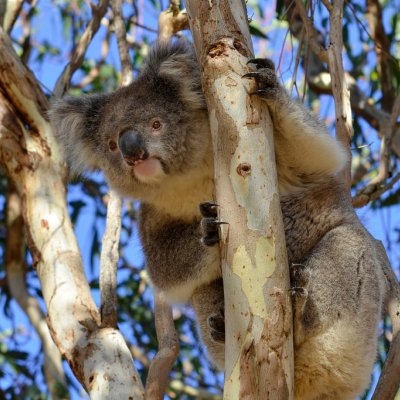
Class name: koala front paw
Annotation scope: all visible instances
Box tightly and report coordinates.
[208,306,225,343]
[243,58,280,100]
[199,202,227,247]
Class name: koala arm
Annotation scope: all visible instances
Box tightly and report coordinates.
[139,204,221,303]
[246,60,347,193]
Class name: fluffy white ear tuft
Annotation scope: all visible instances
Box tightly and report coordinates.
[49,94,107,173]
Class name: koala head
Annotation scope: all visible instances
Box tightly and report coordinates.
[49,41,211,198]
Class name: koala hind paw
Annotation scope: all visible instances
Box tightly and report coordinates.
[290,263,310,288]
[243,58,280,100]
[199,202,227,247]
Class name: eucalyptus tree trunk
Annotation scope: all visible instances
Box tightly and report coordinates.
[186,2,294,399]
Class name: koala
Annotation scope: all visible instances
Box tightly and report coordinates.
[49,41,390,399]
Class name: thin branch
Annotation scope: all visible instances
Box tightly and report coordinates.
[320,0,332,12]
[322,0,353,190]
[98,0,133,327]
[369,119,391,185]
[112,0,133,86]
[158,0,189,43]
[390,90,400,138]
[0,0,24,33]
[169,379,222,399]
[130,19,158,33]
[353,91,400,191]
[372,332,400,399]
[352,171,400,208]
[365,0,394,112]
[145,290,179,400]
[53,0,110,98]
[284,0,400,159]
[289,29,304,95]
[73,28,111,89]
[5,181,68,399]
[293,0,329,62]
[18,0,37,65]
[371,242,400,399]
[129,344,151,368]
[100,190,122,328]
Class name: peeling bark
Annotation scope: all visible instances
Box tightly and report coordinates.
[186,2,294,398]
[5,182,68,399]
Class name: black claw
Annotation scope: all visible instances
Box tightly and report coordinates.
[210,221,229,226]
[200,202,228,247]
[249,89,270,96]
[246,58,275,70]
[247,58,266,66]
[199,201,219,218]
[242,72,261,79]
[201,217,223,232]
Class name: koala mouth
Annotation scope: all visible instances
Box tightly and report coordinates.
[130,157,165,181]
[123,154,146,167]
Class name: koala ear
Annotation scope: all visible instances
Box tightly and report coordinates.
[146,41,206,110]
[49,94,107,174]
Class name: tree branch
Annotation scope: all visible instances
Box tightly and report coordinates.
[284,0,400,159]
[100,190,122,328]
[324,0,353,190]
[371,241,400,399]
[158,0,189,43]
[0,28,144,398]
[186,2,294,398]
[145,291,179,400]
[112,0,133,86]
[5,181,68,399]
[352,171,400,208]
[0,0,24,33]
[293,0,329,63]
[365,0,394,112]
[53,0,110,98]
[169,379,222,399]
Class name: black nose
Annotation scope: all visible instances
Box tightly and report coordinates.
[118,130,149,164]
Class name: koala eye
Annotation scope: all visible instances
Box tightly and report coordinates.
[108,140,118,152]
[152,120,162,130]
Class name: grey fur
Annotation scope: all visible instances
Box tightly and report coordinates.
[50,41,389,399]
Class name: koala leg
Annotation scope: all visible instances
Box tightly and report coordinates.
[292,225,383,400]
[191,278,225,370]
[243,60,346,192]
[290,262,311,346]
